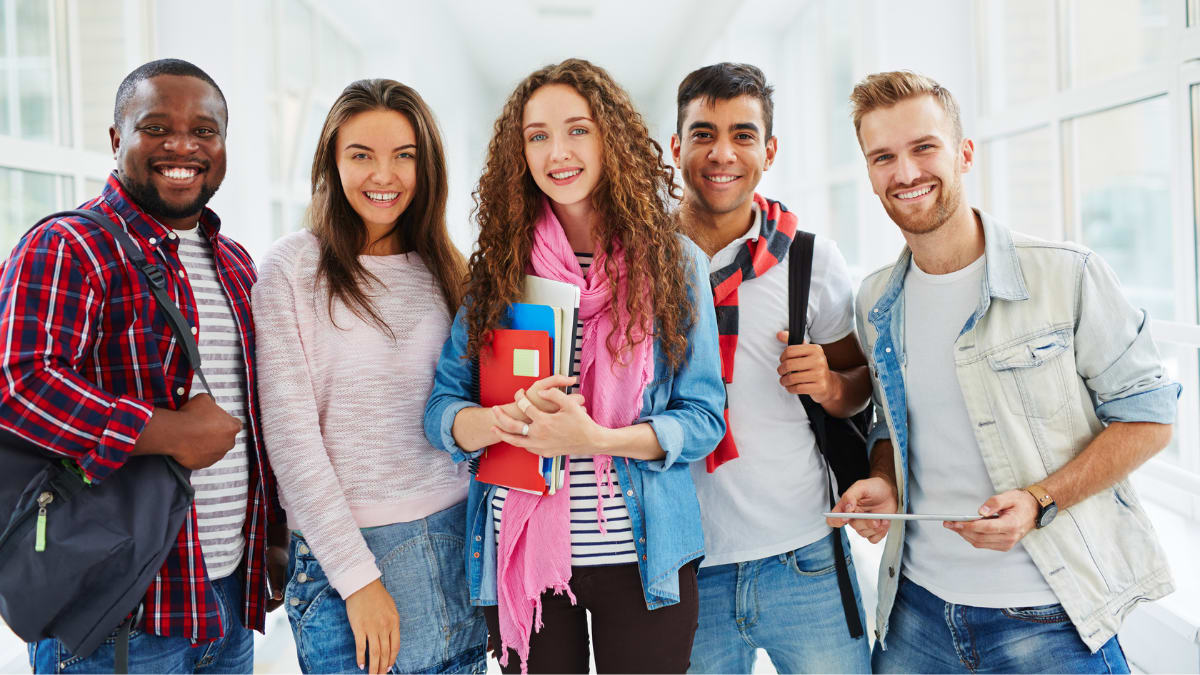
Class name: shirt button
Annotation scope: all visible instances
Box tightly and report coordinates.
[475,535,482,542]
[190,326,198,335]
[625,489,633,497]
[148,237,157,245]
[167,232,177,240]
[296,573,308,583]
[297,544,309,555]
[177,270,186,278]
[289,597,300,607]
[638,537,646,544]
[175,386,185,396]
[888,566,895,578]
[885,347,892,353]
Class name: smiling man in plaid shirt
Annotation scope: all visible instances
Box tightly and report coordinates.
[0,59,287,673]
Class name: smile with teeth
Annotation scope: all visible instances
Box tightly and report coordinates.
[896,185,934,200]
[550,169,581,180]
[365,191,399,203]
[158,167,199,180]
[705,175,738,184]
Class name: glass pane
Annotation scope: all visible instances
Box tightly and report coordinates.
[826,1,858,167]
[15,0,50,58]
[0,167,59,252]
[1067,0,1171,87]
[18,65,52,141]
[828,181,859,268]
[1072,96,1174,321]
[981,126,1058,240]
[84,178,105,197]
[76,0,130,152]
[1153,343,1198,466]
[978,0,1053,112]
[0,0,7,55]
[0,70,9,136]
[281,0,313,91]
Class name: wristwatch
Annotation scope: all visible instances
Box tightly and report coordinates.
[1025,484,1058,528]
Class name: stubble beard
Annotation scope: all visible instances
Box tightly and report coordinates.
[887,176,962,236]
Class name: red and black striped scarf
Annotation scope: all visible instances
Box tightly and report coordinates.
[706,193,799,472]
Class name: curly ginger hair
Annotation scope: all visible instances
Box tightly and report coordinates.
[465,58,693,368]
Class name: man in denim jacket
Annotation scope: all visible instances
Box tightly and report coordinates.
[828,71,1180,673]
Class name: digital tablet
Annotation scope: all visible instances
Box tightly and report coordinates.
[822,512,1000,522]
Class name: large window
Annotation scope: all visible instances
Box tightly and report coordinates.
[976,0,1200,511]
[0,0,138,251]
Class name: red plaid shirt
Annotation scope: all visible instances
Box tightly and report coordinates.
[0,174,283,641]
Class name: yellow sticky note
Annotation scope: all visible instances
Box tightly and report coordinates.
[512,349,539,377]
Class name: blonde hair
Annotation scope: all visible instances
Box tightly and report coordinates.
[849,71,962,142]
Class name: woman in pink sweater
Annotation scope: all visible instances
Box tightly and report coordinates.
[252,79,486,674]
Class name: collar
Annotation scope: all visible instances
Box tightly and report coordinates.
[713,196,766,260]
[871,208,1029,319]
[100,171,223,252]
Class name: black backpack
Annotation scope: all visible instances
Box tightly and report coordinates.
[0,209,208,672]
[788,231,871,639]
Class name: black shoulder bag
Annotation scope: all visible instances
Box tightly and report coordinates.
[788,230,871,639]
[0,209,210,672]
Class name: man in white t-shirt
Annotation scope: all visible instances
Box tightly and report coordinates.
[833,71,1178,673]
[671,63,874,674]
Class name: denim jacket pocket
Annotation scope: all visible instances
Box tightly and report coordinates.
[986,329,1072,419]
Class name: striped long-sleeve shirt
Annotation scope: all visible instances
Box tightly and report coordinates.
[0,173,283,641]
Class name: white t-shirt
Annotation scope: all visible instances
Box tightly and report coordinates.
[690,203,856,567]
[901,255,1058,608]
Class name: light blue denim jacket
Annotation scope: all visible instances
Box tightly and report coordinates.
[423,238,725,610]
[857,210,1180,652]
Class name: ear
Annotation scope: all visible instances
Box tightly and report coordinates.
[669,133,682,167]
[959,137,975,174]
[764,136,779,170]
[109,125,121,158]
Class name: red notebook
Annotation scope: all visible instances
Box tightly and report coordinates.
[475,329,552,494]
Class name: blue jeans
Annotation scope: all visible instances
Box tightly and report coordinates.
[873,577,1130,674]
[689,530,870,674]
[285,501,487,674]
[28,573,253,674]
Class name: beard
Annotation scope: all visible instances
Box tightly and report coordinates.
[885,175,963,236]
[121,171,220,221]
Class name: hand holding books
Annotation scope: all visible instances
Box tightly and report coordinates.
[490,377,603,458]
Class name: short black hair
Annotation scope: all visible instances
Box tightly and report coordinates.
[113,58,228,128]
[676,62,775,138]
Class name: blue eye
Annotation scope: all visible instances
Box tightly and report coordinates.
[569,127,587,136]
[529,132,547,142]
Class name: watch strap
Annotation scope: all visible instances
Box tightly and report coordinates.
[1025,483,1054,508]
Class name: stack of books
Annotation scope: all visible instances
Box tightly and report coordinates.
[474,275,581,495]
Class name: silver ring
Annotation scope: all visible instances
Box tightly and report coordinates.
[521,424,530,437]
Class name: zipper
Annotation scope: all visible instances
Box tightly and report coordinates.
[34,492,53,552]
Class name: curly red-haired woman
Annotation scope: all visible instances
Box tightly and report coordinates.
[424,59,725,673]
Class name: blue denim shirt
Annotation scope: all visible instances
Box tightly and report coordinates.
[857,210,1180,651]
[423,239,725,609]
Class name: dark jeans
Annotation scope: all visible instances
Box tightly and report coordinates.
[483,562,699,674]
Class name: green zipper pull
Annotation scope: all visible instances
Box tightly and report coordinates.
[34,492,53,552]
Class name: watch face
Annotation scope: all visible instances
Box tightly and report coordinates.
[1038,503,1059,528]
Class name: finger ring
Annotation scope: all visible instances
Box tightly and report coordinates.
[517,396,532,413]
[521,424,529,436]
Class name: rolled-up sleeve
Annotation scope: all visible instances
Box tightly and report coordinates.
[423,306,485,464]
[636,241,726,472]
[1074,252,1180,425]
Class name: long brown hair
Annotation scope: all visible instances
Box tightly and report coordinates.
[308,79,464,332]
[465,59,692,367]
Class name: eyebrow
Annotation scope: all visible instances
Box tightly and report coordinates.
[136,112,223,127]
[344,143,417,152]
[686,121,760,133]
[523,116,594,132]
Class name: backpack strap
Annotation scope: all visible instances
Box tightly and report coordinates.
[788,231,865,640]
[34,210,211,395]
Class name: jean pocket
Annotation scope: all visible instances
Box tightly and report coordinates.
[285,536,333,626]
[787,536,852,577]
[1001,603,1071,624]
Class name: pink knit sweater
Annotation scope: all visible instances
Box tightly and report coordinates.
[253,231,468,597]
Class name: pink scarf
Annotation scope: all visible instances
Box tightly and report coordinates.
[496,199,655,673]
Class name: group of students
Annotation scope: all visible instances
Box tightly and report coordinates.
[0,54,1180,675]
